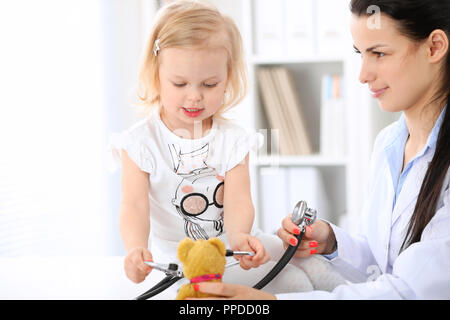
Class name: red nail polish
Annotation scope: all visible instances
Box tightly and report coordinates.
[293,228,300,235]
[290,238,297,246]
[309,241,318,248]
[310,249,317,255]
[193,284,200,291]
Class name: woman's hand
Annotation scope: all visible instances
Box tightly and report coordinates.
[277,217,336,258]
[123,247,153,283]
[186,282,276,300]
[227,233,270,270]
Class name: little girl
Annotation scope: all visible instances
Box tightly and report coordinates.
[112,0,269,286]
[111,0,345,297]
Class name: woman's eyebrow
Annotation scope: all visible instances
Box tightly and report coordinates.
[353,44,389,52]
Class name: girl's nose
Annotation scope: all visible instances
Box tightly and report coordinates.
[187,86,202,104]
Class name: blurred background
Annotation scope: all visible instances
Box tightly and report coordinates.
[0,0,399,257]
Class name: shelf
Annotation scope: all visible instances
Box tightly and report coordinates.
[250,55,345,65]
[254,155,348,167]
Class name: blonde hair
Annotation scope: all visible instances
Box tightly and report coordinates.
[137,0,247,117]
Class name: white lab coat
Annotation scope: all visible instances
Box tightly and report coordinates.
[277,119,450,300]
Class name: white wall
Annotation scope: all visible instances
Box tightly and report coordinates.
[0,0,157,257]
[102,0,158,255]
[0,0,107,256]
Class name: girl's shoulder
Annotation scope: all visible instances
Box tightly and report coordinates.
[214,117,253,137]
[126,114,159,141]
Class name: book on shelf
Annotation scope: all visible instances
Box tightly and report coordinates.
[316,0,349,56]
[253,0,284,56]
[257,68,291,155]
[253,0,347,59]
[253,0,315,58]
[257,67,312,156]
[259,166,331,234]
[284,0,315,57]
[287,167,331,223]
[259,167,289,234]
[320,74,346,157]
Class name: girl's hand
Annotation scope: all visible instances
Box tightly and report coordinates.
[186,282,276,300]
[228,233,270,270]
[123,247,153,283]
[277,217,336,258]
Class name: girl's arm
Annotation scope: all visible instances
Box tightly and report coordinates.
[119,150,151,251]
[223,154,269,268]
[119,150,153,283]
[223,154,254,236]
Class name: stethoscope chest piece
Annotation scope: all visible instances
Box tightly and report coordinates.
[135,200,318,298]
[291,200,317,230]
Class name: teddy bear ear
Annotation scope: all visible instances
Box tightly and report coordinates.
[207,237,226,256]
[177,238,195,262]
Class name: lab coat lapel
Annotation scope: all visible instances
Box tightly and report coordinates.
[377,162,395,273]
[391,152,432,226]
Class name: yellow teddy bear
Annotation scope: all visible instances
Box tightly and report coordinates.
[175,237,226,300]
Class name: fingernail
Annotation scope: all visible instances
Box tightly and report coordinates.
[290,238,297,246]
[310,249,317,255]
[293,228,300,235]
[309,241,318,248]
[193,284,200,291]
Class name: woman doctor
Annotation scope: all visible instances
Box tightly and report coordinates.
[190,0,450,299]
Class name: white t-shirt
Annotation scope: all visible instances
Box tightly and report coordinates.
[109,112,348,296]
[110,110,262,262]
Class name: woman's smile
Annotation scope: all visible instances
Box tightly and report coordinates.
[370,87,389,98]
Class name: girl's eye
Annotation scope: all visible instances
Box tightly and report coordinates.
[204,83,218,88]
[374,52,385,58]
[173,83,186,88]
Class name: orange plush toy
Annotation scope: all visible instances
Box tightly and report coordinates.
[175,237,226,300]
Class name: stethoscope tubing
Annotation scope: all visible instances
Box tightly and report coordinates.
[134,231,304,299]
[252,230,304,290]
[134,275,182,300]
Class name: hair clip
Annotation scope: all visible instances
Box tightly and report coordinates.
[153,39,161,57]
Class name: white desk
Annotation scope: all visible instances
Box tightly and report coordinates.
[0,256,172,300]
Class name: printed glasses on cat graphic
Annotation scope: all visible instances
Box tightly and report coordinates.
[180,182,224,216]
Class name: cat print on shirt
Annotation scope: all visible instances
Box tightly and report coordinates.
[169,143,225,240]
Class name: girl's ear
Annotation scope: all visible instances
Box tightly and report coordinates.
[177,238,195,262]
[427,29,449,64]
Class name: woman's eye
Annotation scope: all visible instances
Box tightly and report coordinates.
[204,83,218,88]
[374,52,385,58]
[173,83,186,87]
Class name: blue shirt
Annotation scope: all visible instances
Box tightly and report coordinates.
[387,106,446,209]
[325,105,447,260]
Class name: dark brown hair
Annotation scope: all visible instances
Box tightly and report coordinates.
[350,0,450,250]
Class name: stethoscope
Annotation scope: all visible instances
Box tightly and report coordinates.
[134,200,317,300]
